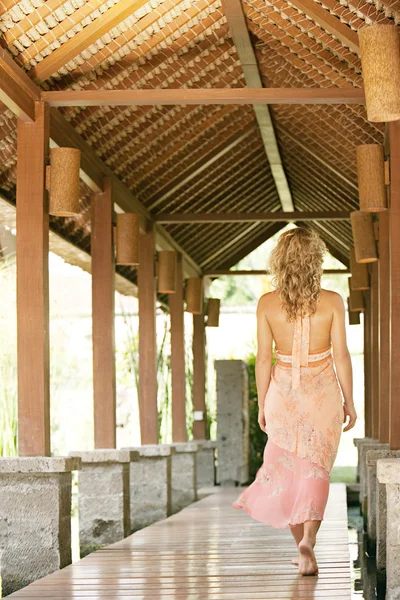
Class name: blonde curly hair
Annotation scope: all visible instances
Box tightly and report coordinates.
[269,227,326,322]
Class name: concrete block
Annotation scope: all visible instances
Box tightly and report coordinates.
[194,440,216,488]
[123,445,172,532]
[358,439,381,515]
[69,449,131,557]
[377,458,400,600]
[215,360,249,485]
[164,443,197,514]
[0,457,78,596]
[365,444,389,552]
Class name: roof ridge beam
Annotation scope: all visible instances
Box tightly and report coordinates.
[221,0,294,211]
[154,211,351,223]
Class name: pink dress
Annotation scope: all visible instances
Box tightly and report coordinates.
[232,314,344,529]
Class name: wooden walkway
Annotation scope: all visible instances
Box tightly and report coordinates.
[8,483,351,600]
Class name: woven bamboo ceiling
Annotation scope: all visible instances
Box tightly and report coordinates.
[0,0,394,283]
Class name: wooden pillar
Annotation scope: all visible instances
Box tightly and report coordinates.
[170,253,187,442]
[138,226,158,444]
[371,260,380,440]
[379,210,391,444]
[16,101,50,457]
[389,120,400,450]
[192,313,207,440]
[364,290,372,438]
[91,179,116,448]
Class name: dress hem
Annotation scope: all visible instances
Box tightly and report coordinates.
[231,499,325,530]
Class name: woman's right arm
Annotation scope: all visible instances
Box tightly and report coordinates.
[330,292,357,432]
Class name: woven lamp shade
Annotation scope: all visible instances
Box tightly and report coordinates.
[356,145,387,212]
[157,251,177,293]
[350,211,378,263]
[206,298,220,327]
[185,277,203,314]
[48,148,81,216]
[348,278,365,312]
[358,25,400,122]
[116,213,140,266]
[350,248,370,290]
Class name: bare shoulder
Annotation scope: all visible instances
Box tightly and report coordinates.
[320,289,345,310]
[257,290,279,313]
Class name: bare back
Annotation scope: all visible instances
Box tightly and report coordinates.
[261,288,345,355]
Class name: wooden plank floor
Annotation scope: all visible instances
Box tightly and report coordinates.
[8,483,351,600]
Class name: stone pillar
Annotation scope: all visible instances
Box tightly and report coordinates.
[69,450,132,557]
[164,442,198,514]
[122,445,171,532]
[365,444,389,554]
[355,438,380,515]
[195,440,216,489]
[367,450,400,582]
[215,360,249,485]
[354,437,372,482]
[377,459,400,600]
[0,457,80,596]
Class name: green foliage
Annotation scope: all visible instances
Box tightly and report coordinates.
[246,353,268,481]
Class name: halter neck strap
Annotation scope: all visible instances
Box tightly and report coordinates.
[292,314,310,389]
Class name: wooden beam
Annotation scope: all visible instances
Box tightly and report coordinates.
[170,254,187,443]
[0,48,40,121]
[371,260,380,440]
[364,290,372,438]
[192,313,207,440]
[288,0,360,54]
[389,120,400,450]
[221,0,293,211]
[155,211,350,223]
[138,226,158,445]
[379,210,390,444]
[91,179,117,449]
[204,268,349,276]
[16,101,50,456]
[41,87,366,106]
[30,0,150,82]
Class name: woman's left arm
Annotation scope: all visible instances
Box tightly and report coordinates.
[255,295,273,433]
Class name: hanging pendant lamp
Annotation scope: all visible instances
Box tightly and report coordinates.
[356,144,387,212]
[206,298,221,327]
[348,301,361,325]
[157,251,177,293]
[350,248,370,290]
[350,211,378,263]
[115,213,140,266]
[348,277,365,311]
[48,148,81,216]
[185,277,203,314]
[358,24,400,122]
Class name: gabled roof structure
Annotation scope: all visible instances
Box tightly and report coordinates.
[0,0,392,281]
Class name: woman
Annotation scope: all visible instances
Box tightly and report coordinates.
[233,228,357,576]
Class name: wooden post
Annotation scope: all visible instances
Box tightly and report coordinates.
[91,179,116,448]
[390,120,400,450]
[170,253,187,442]
[364,290,372,438]
[192,313,207,440]
[16,101,50,457]
[379,210,390,444]
[138,226,158,444]
[371,260,380,440]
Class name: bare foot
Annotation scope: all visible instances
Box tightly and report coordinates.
[291,554,300,566]
[298,538,318,576]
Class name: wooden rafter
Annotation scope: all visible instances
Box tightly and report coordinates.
[288,0,360,54]
[221,0,293,211]
[154,211,350,223]
[4,0,76,45]
[30,0,151,82]
[41,88,366,106]
[0,49,40,121]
